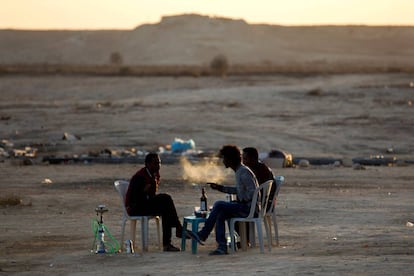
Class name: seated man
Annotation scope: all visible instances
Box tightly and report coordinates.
[125,153,190,252]
[188,145,259,255]
[242,147,275,211]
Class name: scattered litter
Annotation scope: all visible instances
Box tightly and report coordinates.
[88,148,112,157]
[1,139,14,148]
[293,157,340,166]
[0,147,9,157]
[121,149,138,157]
[332,237,338,241]
[42,178,53,184]
[12,147,37,158]
[263,149,293,168]
[352,156,397,166]
[171,138,195,153]
[158,146,166,154]
[62,132,81,141]
[298,159,310,168]
[333,160,341,167]
[13,149,26,157]
[406,221,414,227]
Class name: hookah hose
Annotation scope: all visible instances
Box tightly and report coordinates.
[91,219,121,253]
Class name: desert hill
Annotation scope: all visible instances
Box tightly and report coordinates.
[1,14,413,71]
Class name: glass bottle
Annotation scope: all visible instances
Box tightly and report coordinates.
[200,187,208,212]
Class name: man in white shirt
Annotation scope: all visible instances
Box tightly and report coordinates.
[188,145,258,255]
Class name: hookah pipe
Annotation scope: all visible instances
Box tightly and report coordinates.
[94,204,108,254]
[91,204,121,254]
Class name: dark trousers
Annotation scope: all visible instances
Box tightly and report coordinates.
[129,193,182,246]
[198,200,249,249]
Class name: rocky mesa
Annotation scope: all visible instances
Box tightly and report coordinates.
[1,14,413,72]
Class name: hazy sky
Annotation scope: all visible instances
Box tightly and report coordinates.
[1,0,413,30]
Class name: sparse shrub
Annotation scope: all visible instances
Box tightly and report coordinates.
[210,54,229,77]
[307,88,323,96]
[119,66,132,75]
[109,52,123,65]
[226,101,242,108]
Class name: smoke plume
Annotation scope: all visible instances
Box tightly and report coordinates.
[180,157,227,184]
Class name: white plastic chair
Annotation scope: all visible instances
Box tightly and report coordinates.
[264,176,285,246]
[228,180,273,253]
[114,180,162,252]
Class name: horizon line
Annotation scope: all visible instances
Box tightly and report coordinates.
[2,23,414,32]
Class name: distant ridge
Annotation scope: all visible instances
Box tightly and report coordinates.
[1,14,413,73]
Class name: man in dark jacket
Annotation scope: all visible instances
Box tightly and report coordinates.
[125,153,189,252]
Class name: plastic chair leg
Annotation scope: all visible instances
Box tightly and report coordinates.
[249,222,256,247]
[142,217,149,252]
[229,221,237,253]
[256,221,265,253]
[239,222,248,251]
[190,220,202,254]
[156,217,162,250]
[130,220,137,250]
[264,218,272,252]
[272,213,279,246]
[121,219,127,251]
[265,216,272,245]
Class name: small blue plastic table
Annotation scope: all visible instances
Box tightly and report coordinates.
[181,215,207,254]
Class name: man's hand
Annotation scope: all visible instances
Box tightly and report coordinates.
[207,182,223,192]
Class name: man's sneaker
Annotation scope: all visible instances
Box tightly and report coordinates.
[208,247,228,255]
[163,244,181,252]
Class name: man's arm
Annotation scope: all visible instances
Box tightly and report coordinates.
[209,182,237,194]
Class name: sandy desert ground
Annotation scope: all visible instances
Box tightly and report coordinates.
[0,73,413,275]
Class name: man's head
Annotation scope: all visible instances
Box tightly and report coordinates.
[242,147,259,168]
[219,145,241,169]
[145,153,161,173]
